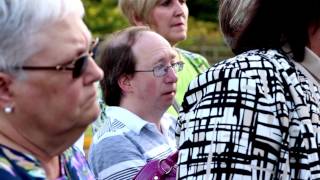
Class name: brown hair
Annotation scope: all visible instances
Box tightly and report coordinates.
[98,26,150,106]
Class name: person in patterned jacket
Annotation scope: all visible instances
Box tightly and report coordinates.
[0,0,103,179]
[177,0,320,179]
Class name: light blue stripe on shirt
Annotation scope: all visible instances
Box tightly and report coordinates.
[88,106,177,180]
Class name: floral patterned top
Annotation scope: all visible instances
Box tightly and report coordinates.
[0,144,94,180]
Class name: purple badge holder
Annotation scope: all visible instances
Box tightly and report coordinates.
[133,151,178,180]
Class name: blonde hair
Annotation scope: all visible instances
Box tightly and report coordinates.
[118,0,158,25]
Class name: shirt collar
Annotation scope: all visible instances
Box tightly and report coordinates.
[301,47,320,79]
[106,106,148,134]
[106,106,173,134]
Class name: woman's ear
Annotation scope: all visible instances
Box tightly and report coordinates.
[307,23,320,55]
[308,23,319,36]
[132,14,147,26]
[118,74,134,93]
[0,73,13,107]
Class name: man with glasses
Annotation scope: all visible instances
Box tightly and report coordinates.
[88,26,182,180]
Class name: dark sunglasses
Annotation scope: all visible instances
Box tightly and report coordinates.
[14,38,99,79]
[16,55,89,79]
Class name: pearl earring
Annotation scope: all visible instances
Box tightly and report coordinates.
[3,106,13,114]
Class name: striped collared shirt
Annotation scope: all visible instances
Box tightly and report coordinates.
[89,106,177,180]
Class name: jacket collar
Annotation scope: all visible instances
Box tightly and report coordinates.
[301,47,320,80]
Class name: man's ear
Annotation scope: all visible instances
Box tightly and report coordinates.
[118,74,134,93]
[0,73,13,107]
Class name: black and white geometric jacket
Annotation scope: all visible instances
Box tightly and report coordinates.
[177,48,320,179]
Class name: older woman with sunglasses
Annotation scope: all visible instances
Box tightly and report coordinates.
[88,26,182,180]
[0,0,103,179]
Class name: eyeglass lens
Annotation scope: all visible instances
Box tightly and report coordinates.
[73,38,98,78]
[73,55,88,78]
[155,62,184,77]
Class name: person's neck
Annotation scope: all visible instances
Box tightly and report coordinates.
[138,111,162,132]
[0,131,61,179]
[0,117,88,176]
[41,156,60,180]
[301,47,320,82]
[120,102,164,132]
[0,120,48,158]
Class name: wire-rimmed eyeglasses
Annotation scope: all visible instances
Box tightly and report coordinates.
[13,37,99,79]
[135,61,184,77]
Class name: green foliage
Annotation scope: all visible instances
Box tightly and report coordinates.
[82,0,222,45]
[82,0,129,36]
[81,0,232,64]
[179,17,223,48]
[187,0,218,22]
[178,17,232,64]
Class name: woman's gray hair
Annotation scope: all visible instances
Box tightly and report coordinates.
[219,0,254,49]
[0,0,84,76]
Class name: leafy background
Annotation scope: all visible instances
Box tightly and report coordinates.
[81,0,233,150]
[82,0,232,65]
